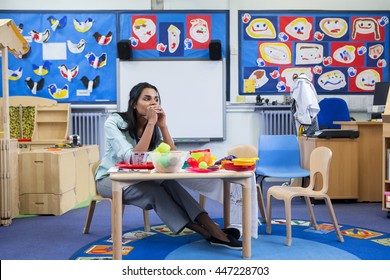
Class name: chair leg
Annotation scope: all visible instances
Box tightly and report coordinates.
[256,184,267,224]
[284,199,292,246]
[266,193,272,234]
[199,194,206,208]
[324,196,344,243]
[83,200,97,234]
[304,196,318,229]
[143,210,150,232]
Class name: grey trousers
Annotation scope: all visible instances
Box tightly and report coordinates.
[96,177,206,234]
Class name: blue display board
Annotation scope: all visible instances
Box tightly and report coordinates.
[239,10,390,96]
[119,11,229,60]
[0,10,229,104]
[0,12,117,104]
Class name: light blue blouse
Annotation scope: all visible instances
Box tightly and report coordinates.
[95,113,138,180]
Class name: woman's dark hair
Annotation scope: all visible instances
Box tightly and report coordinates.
[117,82,161,150]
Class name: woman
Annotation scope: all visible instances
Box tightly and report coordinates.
[95,82,242,250]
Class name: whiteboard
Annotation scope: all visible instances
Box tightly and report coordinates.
[118,60,225,141]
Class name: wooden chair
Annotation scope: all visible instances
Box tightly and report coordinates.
[228,144,267,224]
[199,144,267,224]
[266,146,344,246]
[83,161,150,234]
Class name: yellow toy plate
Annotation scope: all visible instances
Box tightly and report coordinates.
[232,157,259,166]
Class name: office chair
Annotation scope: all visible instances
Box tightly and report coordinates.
[317,98,352,129]
[266,146,344,246]
[83,161,150,234]
[255,135,310,191]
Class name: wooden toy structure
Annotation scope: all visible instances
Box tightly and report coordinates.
[0,19,30,225]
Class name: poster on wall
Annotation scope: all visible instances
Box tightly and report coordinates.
[0,12,117,104]
[119,11,229,60]
[239,10,390,96]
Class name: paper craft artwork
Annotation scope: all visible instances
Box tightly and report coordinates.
[341,228,384,239]
[85,245,133,256]
[73,18,94,33]
[106,230,156,245]
[25,77,44,94]
[85,52,107,68]
[93,31,113,45]
[29,29,50,43]
[67,39,87,54]
[47,83,69,99]
[47,15,67,31]
[151,225,195,237]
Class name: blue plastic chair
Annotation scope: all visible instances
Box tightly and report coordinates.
[256,135,310,189]
[317,98,351,129]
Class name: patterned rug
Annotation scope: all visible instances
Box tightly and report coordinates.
[70,219,390,260]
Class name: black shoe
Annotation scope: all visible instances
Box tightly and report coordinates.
[222,228,241,239]
[209,234,242,250]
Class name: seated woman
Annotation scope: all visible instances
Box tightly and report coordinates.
[95,82,241,250]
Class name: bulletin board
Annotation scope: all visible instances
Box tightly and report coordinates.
[238,10,390,96]
[119,10,229,60]
[0,11,117,104]
[0,10,230,107]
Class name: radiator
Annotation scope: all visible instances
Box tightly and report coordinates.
[260,110,293,135]
[71,112,108,157]
[0,139,19,226]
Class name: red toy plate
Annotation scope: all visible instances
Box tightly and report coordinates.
[186,167,218,173]
[115,162,154,170]
[222,162,255,171]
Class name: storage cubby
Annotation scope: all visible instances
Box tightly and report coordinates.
[31,103,70,141]
[381,91,390,218]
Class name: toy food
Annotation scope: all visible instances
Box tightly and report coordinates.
[154,142,171,153]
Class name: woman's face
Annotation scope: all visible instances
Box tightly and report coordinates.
[133,87,160,117]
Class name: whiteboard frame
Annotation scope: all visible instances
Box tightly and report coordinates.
[118,59,226,142]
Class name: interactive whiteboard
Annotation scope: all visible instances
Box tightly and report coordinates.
[118,60,225,141]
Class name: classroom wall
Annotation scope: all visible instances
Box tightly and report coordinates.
[1,0,389,158]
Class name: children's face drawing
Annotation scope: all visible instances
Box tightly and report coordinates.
[133,18,156,43]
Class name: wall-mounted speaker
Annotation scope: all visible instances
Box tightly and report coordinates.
[117,40,132,60]
[209,40,222,60]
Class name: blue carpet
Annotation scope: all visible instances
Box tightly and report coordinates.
[70,219,390,260]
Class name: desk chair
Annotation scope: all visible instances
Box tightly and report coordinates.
[317,98,352,129]
[83,161,150,234]
[256,135,310,191]
[266,146,344,246]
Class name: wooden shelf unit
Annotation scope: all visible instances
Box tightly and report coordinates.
[382,124,390,215]
[382,89,390,217]
[32,103,70,141]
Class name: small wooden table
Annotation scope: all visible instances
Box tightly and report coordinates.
[109,170,254,260]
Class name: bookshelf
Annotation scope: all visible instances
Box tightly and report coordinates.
[381,88,390,218]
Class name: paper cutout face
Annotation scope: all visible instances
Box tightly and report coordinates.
[319,18,348,38]
[318,70,347,90]
[281,67,312,89]
[295,43,323,65]
[352,17,380,40]
[133,18,156,43]
[333,45,356,64]
[189,18,209,43]
[259,43,291,65]
[369,44,384,59]
[246,18,276,39]
[285,18,312,40]
[248,69,269,89]
[168,24,181,53]
[355,69,380,91]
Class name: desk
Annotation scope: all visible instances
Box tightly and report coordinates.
[334,121,383,202]
[109,170,254,260]
[299,137,359,199]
